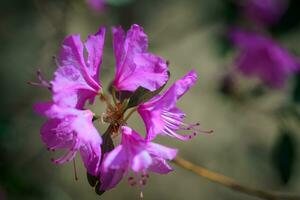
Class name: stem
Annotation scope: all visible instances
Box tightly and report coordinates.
[124,108,137,122]
[112,87,118,106]
[173,156,300,200]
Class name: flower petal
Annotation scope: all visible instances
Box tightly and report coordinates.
[52,33,102,108]
[113,24,169,92]
[147,143,178,160]
[102,145,128,171]
[99,167,126,190]
[149,157,174,174]
[131,150,152,172]
[85,27,105,84]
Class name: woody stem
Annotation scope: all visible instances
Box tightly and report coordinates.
[173,156,300,200]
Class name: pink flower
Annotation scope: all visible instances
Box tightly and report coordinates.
[52,27,105,109]
[243,0,288,26]
[138,71,210,141]
[230,29,300,88]
[100,126,177,190]
[112,24,169,92]
[34,103,102,176]
[86,0,106,12]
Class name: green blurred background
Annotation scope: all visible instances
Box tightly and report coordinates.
[1,0,300,199]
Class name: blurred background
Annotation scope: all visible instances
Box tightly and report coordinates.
[1,0,300,199]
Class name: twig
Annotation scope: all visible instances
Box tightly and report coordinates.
[173,156,300,200]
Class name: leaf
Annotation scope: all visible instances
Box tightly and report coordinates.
[127,72,170,109]
[107,81,133,103]
[271,129,297,184]
[101,127,115,154]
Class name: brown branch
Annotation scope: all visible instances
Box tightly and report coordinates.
[173,156,300,200]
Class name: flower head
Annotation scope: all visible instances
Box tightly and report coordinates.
[138,71,210,141]
[34,103,102,176]
[32,24,209,196]
[243,0,288,26]
[52,27,105,109]
[112,24,169,92]
[230,29,300,88]
[100,126,177,190]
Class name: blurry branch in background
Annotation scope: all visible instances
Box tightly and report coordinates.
[173,156,300,200]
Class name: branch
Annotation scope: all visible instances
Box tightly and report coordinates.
[173,156,300,200]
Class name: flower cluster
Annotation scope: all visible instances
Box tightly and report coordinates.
[230,29,300,88]
[33,24,208,194]
[229,0,300,89]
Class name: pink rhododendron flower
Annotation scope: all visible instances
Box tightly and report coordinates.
[32,24,208,195]
[34,102,102,176]
[100,126,177,190]
[243,0,288,26]
[52,27,105,109]
[86,0,106,12]
[230,29,300,88]
[138,70,210,141]
[112,24,169,92]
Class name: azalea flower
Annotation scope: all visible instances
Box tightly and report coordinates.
[86,0,106,12]
[138,70,211,141]
[243,0,288,26]
[32,24,207,196]
[230,29,300,88]
[52,27,105,109]
[99,126,177,190]
[112,24,169,92]
[34,102,102,176]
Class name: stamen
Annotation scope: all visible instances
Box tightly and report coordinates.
[27,69,52,90]
[51,136,80,164]
[52,55,59,66]
[161,110,213,140]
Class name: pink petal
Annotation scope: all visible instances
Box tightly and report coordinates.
[113,24,169,92]
[52,31,103,108]
[131,150,152,172]
[147,143,178,160]
[85,27,105,83]
[102,145,128,171]
[99,167,126,190]
[149,157,174,174]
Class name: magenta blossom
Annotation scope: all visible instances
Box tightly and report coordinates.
[34,103,102,176]
[112,24,169,92]
[100,126,177,190]
[230,29,300,88]
[86,0,106,12]
[32,24,209,195]
[52,27,105,109]
[243,0,288,26]
[138,70,210,141]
